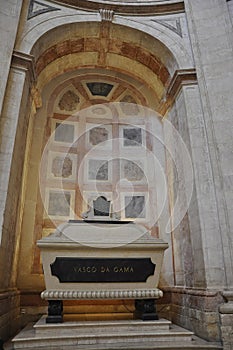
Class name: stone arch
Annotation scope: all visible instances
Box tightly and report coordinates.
[17,15,190,72]
[16,17,177,289]
[20,20,190,115]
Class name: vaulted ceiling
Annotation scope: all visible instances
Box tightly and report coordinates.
[32,21,178,110]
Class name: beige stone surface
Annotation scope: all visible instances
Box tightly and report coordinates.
[38,223,168,292]
[0,0,23,116]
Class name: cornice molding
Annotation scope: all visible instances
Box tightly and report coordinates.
[11,51,42,109]
[159,68,197,115]
[11,51,36,83]
[166,68,197,100]
[51,0,184,15]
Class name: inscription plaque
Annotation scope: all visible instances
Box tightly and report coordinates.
[50,257,155,283]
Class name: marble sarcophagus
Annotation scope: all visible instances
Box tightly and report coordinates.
[37,218,168,323]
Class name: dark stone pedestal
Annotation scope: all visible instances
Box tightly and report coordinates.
[134,299,158,321]
[46,300,63,323]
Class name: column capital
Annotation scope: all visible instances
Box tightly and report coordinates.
[159,68,197,115]
[166,68,197,101]
[11,50,36,84]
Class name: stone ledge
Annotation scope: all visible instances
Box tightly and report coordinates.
[219,290,233,314]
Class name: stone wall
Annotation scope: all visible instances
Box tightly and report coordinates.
[0,0,23,116]
[185,0,233,289]
[219,291,233,350]
[0,44,33,343]
[158,288,224,342]
[0,291,20,342]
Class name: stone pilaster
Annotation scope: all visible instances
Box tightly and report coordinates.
[0,0,23,116]
[185,0,233,290]
[0,51,35,245]
[0,52,35,340]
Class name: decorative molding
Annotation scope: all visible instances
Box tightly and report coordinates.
[28,0,60,19]
[159,68,197,115]
[31,86,42,109]
[162,286,221,297]
[99,8,114,21]
[11,51,36,83]
[11,51,42,110]
[158,68,197,116]
[35,39,170,85]
[219,291,233,314]
[166,68,197,99]
[151,18,182,37]
[41,288,163,300]
[52,0,184,15]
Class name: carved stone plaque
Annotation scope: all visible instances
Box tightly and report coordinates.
[50,257,155,283]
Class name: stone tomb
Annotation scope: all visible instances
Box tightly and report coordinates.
[37,219,168,323]
[37,195,168,322]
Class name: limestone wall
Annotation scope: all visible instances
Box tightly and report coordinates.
[185,0,233,290]
[0,0,23,116]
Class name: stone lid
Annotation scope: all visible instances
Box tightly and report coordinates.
[37,221,168,249]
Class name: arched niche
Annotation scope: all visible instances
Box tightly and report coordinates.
[15,18,183,320]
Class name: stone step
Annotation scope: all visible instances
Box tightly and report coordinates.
[63,312,134,322]
[61,338,222,350]
[11,318,222,350]
[35,316,171,336]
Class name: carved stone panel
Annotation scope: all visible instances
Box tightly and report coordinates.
[124,195,146,218]
[88,160,109,181]
[48,191,71,216]
[54,123,75,143]
[123,128,142,146]
[86,82,113,97]
[122,160,145,181]
[89,126,108,145]
[52,156,73,178]
[58,90,80,112]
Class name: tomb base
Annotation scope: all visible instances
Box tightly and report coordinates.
[11,316,222,350]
